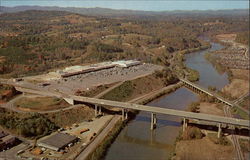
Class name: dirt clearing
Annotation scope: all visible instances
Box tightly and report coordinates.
[216,34,237,41]
[174,137,234,160]
[198,102,224,116]
[45,106,94,128]
[231,69,249,80]
[222,79,249,98]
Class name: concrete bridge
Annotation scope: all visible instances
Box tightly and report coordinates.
[12,86,250,137]
[0,77,248,138]
[180,78,249,114]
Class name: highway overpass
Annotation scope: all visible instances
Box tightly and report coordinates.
[12,86,250,128]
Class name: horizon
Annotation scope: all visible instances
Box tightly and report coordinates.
[2,1,249,11]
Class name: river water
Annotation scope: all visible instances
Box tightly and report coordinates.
[104,41,228,160]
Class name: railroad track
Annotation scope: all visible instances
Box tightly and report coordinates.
[223,106,245,160]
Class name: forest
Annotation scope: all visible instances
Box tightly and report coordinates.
[0,10,249,78]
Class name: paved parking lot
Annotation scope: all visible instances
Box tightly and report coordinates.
[46,64,162,94]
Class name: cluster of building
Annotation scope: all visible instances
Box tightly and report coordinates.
[17,132,79,159]
[0,130,19,151]
[58,60,141,78]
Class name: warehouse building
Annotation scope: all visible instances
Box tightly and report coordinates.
[59,60,141,78]
[38,133,78,151]
[60,62,116,78]
[0,131,19,151]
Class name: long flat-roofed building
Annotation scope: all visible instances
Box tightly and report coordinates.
[59,60,141,78]
[112,60,141,68]
[0,131,18,151]
[38,133,78,151]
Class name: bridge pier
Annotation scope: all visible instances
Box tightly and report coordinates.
[122,109,128,120]
[94,105,102,116]
[122,109,124,120]
[95,104,98,117]
[125,110,128,120]
[218,123,222,138]
[183,118,188,132]
[151,113,157,130]
[98,106,102,115]
[64,98,75,105]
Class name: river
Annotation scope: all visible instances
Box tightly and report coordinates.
[104,41,228,160]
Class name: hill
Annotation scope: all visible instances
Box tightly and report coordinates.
[0,9,248,78]
[1,6,249,18]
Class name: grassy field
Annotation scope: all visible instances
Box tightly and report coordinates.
[14,96,70,111]
[101,74,167,102]
[75,83,117,97]
[101,81,134,102]
[232,106,249,120]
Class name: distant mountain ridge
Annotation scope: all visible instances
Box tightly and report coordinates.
[1,6,249,18]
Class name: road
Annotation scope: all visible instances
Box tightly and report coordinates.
[223,106,244,160]
[0,95,23,113]
[1,78,249,160]
[10,85,250,128]
[75,115,121,160]
[233,92,249,105]
[0,80,180,114]
[94,81,125,98]
[128,82,182,103]
[0,94,85,114]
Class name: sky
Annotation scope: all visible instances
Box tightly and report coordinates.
[1,0,249,11]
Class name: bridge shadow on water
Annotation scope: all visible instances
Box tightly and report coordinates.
[135,115,181,128]
[189,123,250,137]
[117,127,174,150]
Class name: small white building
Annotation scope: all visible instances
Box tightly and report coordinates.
[63,66,85,72]
[112,60,141,68]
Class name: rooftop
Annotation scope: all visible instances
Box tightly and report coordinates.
[38,133,77,150]
[0,131,8,139]
[1,135,15,143]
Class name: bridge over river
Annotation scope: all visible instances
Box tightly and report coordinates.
[13,85,250,131]
[1,79,249,138]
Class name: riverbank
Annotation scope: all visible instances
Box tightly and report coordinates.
[172,99,237,159]
[172,35,249,160]
[85,117,125,160]
[205,34,249,114]
[171,44,211,82]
